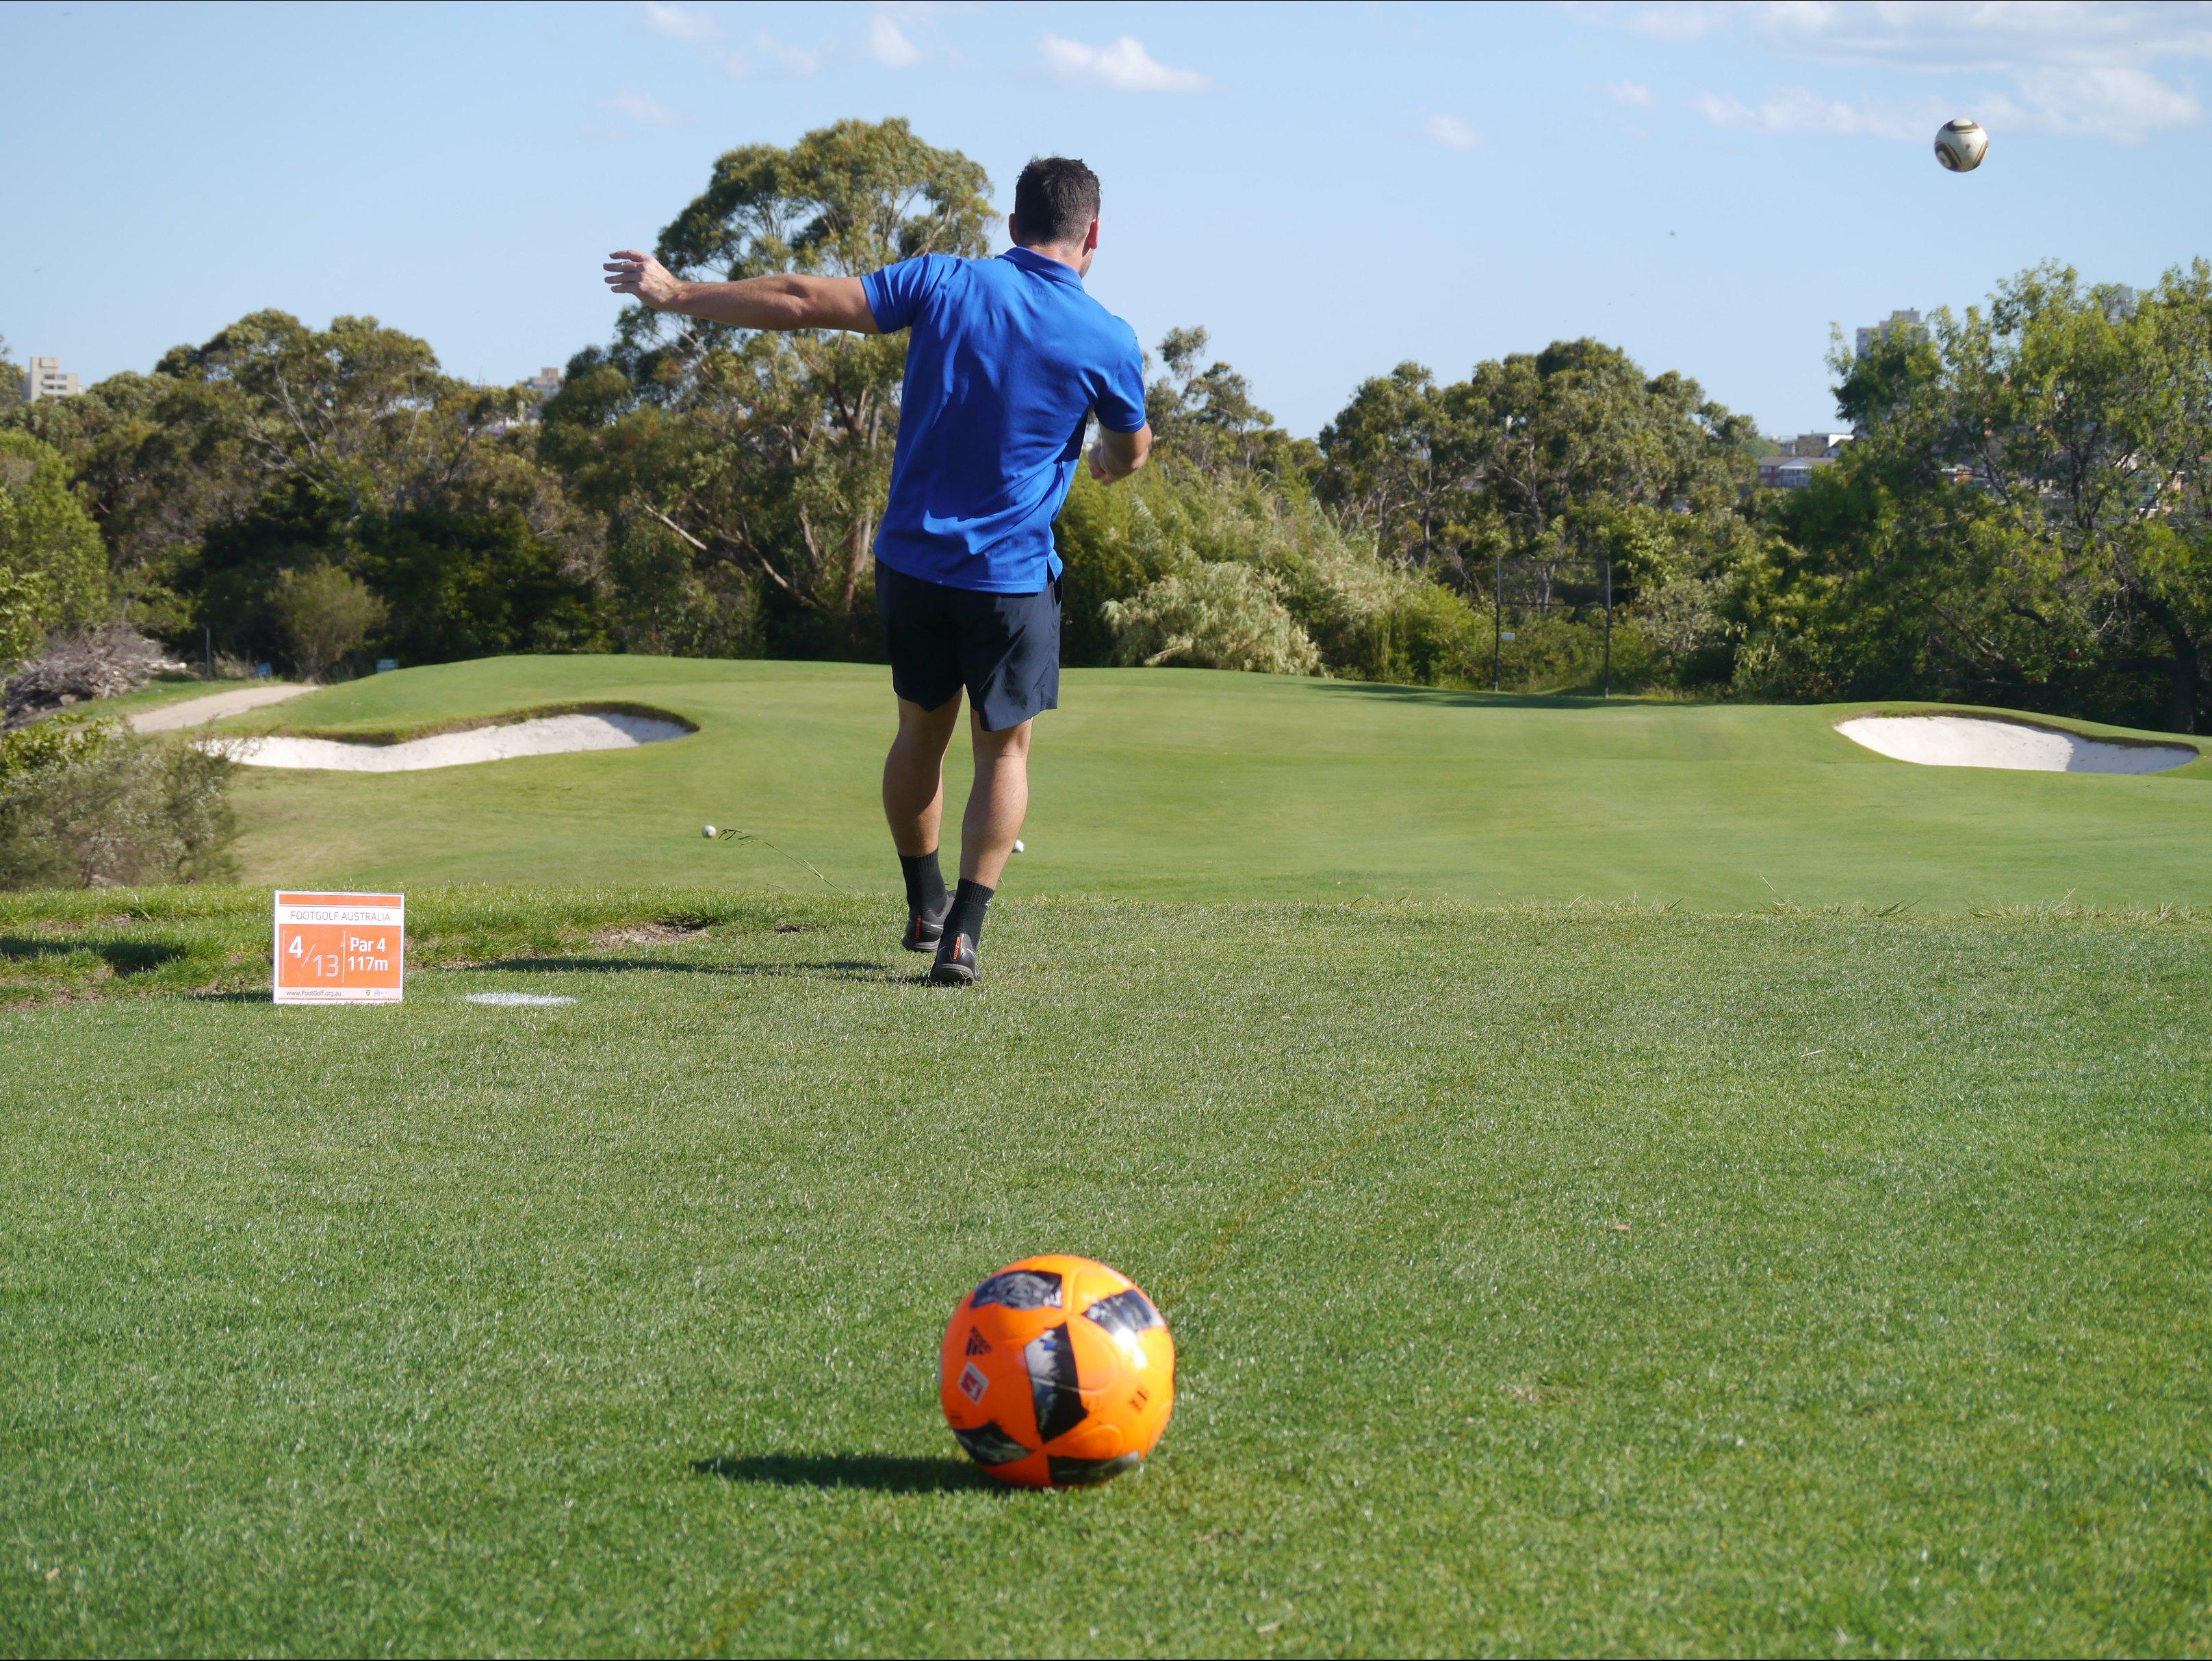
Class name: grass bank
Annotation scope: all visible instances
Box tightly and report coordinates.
[0,885,813,1007]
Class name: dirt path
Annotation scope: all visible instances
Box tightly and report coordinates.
[129,683,314,732]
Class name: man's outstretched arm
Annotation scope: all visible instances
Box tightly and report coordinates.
[604,250,879,334]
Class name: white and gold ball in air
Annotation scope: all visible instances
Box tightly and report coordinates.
[1934,118,1988,172]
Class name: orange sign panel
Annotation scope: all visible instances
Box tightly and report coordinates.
[272,891,404,1004]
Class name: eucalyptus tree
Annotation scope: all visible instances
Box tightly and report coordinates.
[1827,259,2212,730]
[589,117,995,649]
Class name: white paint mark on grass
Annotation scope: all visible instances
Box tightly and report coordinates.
[204,712,690,772]
[465,992,577,1007]
[1837,714,2197,775]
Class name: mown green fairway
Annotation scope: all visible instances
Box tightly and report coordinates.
[202,654,2212,911]
[4,899,2209,1655]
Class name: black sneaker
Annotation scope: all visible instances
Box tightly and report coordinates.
[902,907,947,953]
[930,930,979,986]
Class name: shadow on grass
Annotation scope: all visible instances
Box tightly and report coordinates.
[1311,682,1665,710]
[0,935,190,976]
[472,955,913,984]
[691,1452,986,1493]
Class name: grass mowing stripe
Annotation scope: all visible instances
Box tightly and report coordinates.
[1159,1094,1445,1315]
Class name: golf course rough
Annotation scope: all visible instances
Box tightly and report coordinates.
[169,653,2212,911]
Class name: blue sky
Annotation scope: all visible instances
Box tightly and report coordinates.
[4,1,2209,437]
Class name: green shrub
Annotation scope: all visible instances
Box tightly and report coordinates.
[1054,470,1180,665]
[1263,535,1484,685]
[0,430,108,650]
[0,568,40,675]
[1101,561,1323,675]
[0,719,235,890]
[1062,465,1484,684]
[270,564,386,680]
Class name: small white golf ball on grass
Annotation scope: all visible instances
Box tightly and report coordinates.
[702,825,717,839]
[1013,839,1025,853]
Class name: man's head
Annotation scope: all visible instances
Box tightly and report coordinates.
[1008,157,1101,274]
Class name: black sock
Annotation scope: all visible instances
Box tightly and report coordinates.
[944,878,994,945]
[899,851,948,920]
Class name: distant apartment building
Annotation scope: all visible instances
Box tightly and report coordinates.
[23,356,83,401]
[1757,432,1853,490]
[473,368,568,437]
[1854,309,1925,358]
[1788,432,1853,459]
[1758,455,1823,489]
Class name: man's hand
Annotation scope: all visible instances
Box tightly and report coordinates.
[1088,423,1153,485]
[604,250,686,311]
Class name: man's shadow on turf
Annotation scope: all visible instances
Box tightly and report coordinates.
[691,1452,988,1493]
[474,956,917,985]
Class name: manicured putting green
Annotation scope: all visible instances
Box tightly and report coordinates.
[4,899,2207,1654]
[203,654,2212,910]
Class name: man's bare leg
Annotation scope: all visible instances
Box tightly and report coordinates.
[931,712,1031,985]
[884,694,962,949]
[883,693,962,855]
[960,712,1031,887]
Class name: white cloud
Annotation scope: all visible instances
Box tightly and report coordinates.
[1423,113,1480,150]
[1606,78,1656,106]
[730,33,824,79]
[868,12,923,68]
[1693,86,1931,140]
[1992,62,2202,140]
[641,1,715,42]
[1039,34,1211,93]
[606,90,680,127]
[1582,0,2211,142]
[1615,2,1729,42]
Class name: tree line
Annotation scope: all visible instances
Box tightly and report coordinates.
[4,117,2209,730]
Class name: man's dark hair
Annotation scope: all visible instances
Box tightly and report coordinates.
[1012,157,1101,248]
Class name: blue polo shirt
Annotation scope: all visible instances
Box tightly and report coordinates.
[862,247,1148,593]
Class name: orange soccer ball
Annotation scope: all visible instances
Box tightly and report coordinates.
[939,1254,1175,1489]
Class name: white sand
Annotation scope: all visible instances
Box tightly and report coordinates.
[203,711,691,772]
[131,683,312,731]
[1837,714,2197,775]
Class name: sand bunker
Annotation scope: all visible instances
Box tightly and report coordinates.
[1837,714,2197,775]
[204,710,691,772]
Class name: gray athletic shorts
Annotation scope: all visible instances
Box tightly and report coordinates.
[877,562,1061,732]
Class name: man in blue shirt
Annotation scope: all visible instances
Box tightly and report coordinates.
[606,157,1151,985]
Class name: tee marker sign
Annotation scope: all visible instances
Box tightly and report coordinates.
[272,892,404,1004]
